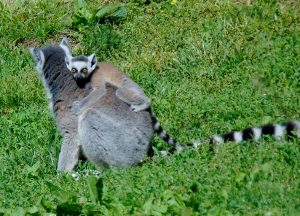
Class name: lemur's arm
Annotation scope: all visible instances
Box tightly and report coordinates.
[116,86,151,112]
[72,86,106,114]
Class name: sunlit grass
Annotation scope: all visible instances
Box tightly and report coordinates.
[0,0,299,214]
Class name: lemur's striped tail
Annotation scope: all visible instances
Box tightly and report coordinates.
[209,121,300,145]
[146,107,300,154]
[147,108,185,153]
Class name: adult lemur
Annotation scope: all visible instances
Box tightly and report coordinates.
[30,38,300,171]
[30,42,150,171]
[30,38,182,171]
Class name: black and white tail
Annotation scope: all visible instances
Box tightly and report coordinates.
[209,121,300,145]
[146,107,300,155]
[146,108,185,154]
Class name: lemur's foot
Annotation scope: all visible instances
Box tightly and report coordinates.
[130,104,149,112]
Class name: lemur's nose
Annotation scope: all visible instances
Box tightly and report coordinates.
[75,73,84,80]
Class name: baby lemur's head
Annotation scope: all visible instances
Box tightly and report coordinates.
[65,54,97,81]
[59,37,97,81]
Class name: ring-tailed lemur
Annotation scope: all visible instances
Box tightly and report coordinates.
[60,37,300,152]
[62,45,150,113]
[30,41,157,171]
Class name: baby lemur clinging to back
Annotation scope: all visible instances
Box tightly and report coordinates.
[30,39,158,171]
[61,40,150,114]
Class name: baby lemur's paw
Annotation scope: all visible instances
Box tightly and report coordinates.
[130,104,149,112]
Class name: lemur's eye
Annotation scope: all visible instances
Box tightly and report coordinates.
[71,68,77,74]
[81,68,88,73]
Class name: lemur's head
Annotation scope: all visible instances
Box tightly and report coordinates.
[59,37,97,81]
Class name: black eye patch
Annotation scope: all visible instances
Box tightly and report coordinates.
[81,68,88,73]
[71,68,77,73]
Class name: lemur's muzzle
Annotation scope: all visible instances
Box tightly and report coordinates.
[75,73,84,81]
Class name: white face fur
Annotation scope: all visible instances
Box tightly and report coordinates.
[59,37,97,81]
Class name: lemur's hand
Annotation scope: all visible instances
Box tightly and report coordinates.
[130,103,149,112]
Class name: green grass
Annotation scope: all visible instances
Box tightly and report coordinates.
[0,0,299,214]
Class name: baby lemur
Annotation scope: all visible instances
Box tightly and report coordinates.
[65,54,150,114]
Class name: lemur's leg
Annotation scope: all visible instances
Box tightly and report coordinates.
[116,86,150,112]
[57,132,81,172]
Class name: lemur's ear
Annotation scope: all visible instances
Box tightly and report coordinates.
[29,48,45,68]
[88,53,97,70]
[65,56,72,71]
[59,37,72,56]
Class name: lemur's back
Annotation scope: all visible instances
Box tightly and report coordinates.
[90,62,130,87]
[37,46,91,133]
[79,83,153,168]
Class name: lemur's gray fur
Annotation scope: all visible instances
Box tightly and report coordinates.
[30,42,153,171]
